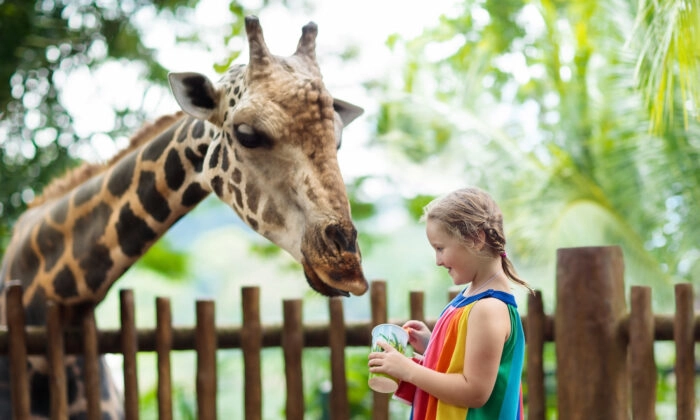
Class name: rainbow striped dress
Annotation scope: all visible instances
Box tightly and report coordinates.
[409,289,525,420]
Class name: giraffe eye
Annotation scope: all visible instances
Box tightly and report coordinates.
[233,123,271,148]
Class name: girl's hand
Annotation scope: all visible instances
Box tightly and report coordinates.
[402,320,431,354]
[368,341,414,382]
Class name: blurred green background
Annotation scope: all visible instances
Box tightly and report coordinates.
[1,0,698,417]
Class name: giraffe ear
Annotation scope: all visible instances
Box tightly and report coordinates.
[168,72,220,120]
[333,98,364,127]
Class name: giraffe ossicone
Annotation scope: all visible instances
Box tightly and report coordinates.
[0,15,367,419]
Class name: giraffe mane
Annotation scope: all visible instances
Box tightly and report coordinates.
[30,111,186,208]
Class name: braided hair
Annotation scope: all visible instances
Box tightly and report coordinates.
[421,187,532,293]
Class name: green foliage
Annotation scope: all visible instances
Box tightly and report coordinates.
[5,0,699,413]
[375,100,454,162]
[250,241,284,258]
[139,382,196,419]
[302,349,376,419]
[405,194,435,221]
[346,176,379,221]
[631,0,700,133]
[370,0,700,308]
[213,2,246,73]
[0,0,197,253]
[139,241,189,280]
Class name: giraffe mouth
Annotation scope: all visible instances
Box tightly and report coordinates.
[301,258,368,297]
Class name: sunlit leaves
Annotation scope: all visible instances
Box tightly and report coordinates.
[213,3,246,74]
[139,240,189,280]
[213,51,241,74]
[370,0,700,302]
[0,0,196,253]
[404,194,435,221]
[375,99,454,162]
[631,0,700,133]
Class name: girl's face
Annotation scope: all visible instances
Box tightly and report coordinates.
[425,220,479,285]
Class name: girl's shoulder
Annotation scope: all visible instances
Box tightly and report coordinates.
[470,293,512,316]
[466,294,514,340]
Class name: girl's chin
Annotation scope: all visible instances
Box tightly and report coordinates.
[450,276,465,285]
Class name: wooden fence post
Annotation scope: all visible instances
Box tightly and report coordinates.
[555,246,628,420]
[282,299,304,419]
[370,280,390,420]
[629,286,656,420]
[82,306,101,420]
[6,282,30,420]
[46,301,68,420]
[155,297,173,420]
[409,291,424,322]
[196,300,217,420]
[526,290,546,420]
[673,283,695,420]
[328,297,350,419]
[241,286,262,420]
[120,289,140,420]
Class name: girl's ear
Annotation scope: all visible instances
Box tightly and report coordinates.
[472,230,487,251]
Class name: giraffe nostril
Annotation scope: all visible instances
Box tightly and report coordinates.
[324,223,356,254]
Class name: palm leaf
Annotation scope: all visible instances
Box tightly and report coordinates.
[630,0,700,133]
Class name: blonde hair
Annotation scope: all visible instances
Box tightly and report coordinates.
[421,187,532,293]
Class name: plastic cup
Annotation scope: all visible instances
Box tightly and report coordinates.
[368,323,409,393]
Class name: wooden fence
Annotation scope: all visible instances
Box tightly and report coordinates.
[0,245,698,419]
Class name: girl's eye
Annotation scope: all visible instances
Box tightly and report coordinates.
[234,123,272,148]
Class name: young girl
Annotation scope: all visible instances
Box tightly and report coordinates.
[368,187,531,419]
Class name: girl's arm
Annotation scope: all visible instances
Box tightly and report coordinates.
[369,298,511,408]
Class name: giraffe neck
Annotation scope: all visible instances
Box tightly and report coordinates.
[0,17,370,419]
[0,117,211,420]
[1,114,218,322]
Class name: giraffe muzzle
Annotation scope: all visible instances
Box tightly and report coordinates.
[301,257,368,297]
[300,222,368,297]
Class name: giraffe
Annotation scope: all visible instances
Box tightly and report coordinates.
[0,15,369,419]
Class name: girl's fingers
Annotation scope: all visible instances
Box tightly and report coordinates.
[402,320,421,330]
[377,340,393,352]
[370,340,398,355]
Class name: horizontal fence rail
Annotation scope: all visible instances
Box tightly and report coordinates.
[2,306,700,355]
[0,246,698,419]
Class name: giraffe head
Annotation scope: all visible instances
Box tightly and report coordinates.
[168,16,368,297]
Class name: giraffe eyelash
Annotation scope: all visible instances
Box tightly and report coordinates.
[233,123,272,149]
